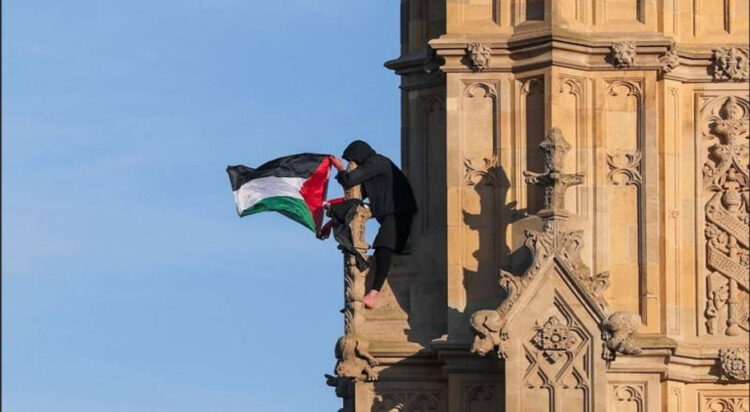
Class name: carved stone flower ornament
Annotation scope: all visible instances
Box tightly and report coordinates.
[532,316,577,363]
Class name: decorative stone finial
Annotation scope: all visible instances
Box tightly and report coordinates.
[523,128,584,214]
[714,96,748,146]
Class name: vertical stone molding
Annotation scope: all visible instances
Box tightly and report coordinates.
[604,79,646,316]
[519,77,546,214]
[557,76,588,218]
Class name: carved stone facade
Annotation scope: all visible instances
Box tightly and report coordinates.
[328,1,750,411]
[700,96,749,338]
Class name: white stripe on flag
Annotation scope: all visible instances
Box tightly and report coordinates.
[232,176,306,214]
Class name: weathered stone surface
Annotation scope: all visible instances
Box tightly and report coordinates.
[331,1,750,410]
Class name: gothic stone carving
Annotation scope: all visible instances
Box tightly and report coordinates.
[607,149,642,186]
[466,42,491,72]
[609,41,636,69]
[523,127,585,212]
[711,47,750,81]
[601,311,642,360]
[332,335,378,381]
[701,395,750,412]
[469,218,600,359]
[611,384,645,411]
[532,315,578,363]
[327,162,378,409]
[464,156,498,186]
[701,96,749,336]
[718,347,750,381]
[659,46,680,76]
[521,298,596,411]
[470,129,611,359]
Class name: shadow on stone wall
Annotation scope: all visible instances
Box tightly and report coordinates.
[461,166,530,336]
[363,167,524,411]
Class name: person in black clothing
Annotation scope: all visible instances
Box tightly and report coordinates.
[321,140,417,309]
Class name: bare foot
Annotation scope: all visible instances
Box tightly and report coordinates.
[363,290,379,309]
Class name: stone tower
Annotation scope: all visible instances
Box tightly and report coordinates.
[328,1,749,411]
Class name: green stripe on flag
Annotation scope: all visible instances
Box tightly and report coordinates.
[240,196,316,232]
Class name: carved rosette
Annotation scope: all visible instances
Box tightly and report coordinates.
[609,41,636,69]
[701,96,749,336]
[711,47,750,81]
[466,42,491,71]
[464,155,498,186]
[532,316,578,363]
[718,347,750,381]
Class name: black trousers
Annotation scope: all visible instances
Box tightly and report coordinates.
[372,213,413,291]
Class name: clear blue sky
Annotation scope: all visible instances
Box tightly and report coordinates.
[3,2,400,410]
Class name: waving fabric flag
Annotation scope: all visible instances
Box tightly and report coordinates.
[227,153,331,233]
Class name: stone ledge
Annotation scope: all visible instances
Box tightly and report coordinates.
[383,33,744,82]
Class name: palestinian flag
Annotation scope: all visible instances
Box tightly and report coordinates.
[227,153,331,233]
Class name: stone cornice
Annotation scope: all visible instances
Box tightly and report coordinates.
[368,336,749,383]
[384,32,748,83]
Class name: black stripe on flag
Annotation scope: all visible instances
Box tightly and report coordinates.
[227,153,328,191]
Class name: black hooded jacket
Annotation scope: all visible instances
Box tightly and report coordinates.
[335,140,417,220]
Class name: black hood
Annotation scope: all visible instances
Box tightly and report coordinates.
[342,140,375,164]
